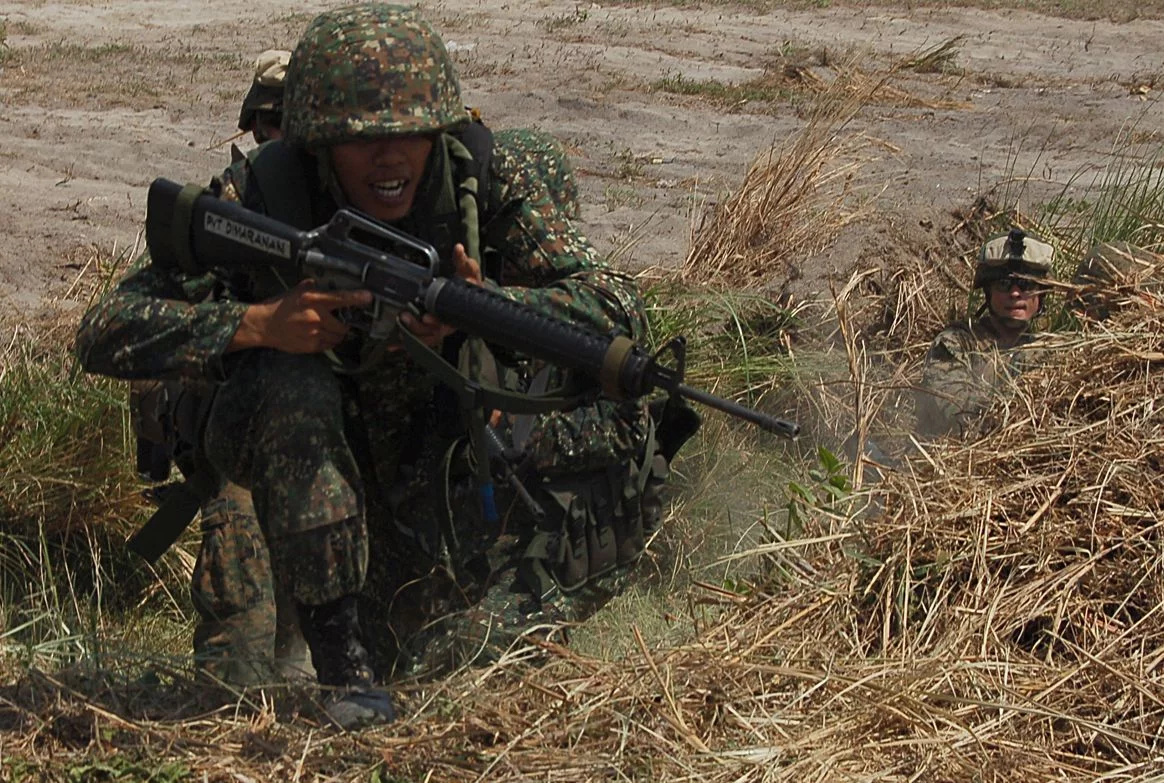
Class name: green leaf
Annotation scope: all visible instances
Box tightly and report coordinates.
[817,445,842,474]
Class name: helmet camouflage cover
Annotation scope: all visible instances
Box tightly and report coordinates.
[283,3,469,147]
[973,228,1055,289]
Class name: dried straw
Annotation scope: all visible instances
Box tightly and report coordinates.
[4,305,1161,782]
[680,73,882,290]
[360,284,1163,782]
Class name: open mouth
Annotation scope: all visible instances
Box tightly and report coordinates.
[371,179,407,200]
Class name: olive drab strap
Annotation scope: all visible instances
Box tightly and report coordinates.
[127,389,223,563]
[446,134,482,267]
[397,326,589,515]
[397,325,589,416]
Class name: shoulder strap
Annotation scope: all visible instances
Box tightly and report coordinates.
[449,118,506,283]
[452,117,494,215]
[398,325,590,524]
[127,391,222,563]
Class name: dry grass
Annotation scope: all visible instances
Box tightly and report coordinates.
[5,272,1162,780]
[5,289,1162,780]
[780,63,971,112]
[680,73,882,290]
[899,36,965,75]
[598,0,1164,23]
[404,282,1164,781]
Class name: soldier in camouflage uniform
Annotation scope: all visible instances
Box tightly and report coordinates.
[916,228,1054,438]
[77,3,680,730]
[238,49,290,145]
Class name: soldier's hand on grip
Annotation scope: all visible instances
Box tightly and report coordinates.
[230,280,373,354]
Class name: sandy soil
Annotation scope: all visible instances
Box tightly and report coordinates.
[2,0,1163,317]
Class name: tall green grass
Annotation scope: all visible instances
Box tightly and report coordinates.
[643,277,804,403]
[0,316,189,676]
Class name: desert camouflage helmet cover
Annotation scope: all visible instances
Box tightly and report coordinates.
[973,228,1055,288]
[238,49,291,131]
[282,3,469,147]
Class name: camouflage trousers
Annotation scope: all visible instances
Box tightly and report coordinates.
[195,346,651,683]
[359,435,662,680]
[190,482,314,684]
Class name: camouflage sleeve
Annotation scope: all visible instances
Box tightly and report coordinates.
[915,327,992,437]
[74,172,250,382]
[484,131,648,343]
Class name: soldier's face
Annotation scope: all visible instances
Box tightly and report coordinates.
[330,134,435,223]
[988,277,1041,323]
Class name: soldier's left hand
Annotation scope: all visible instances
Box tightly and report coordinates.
[398,244,483,348]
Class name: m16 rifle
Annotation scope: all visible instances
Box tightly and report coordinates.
[145,178,799,439]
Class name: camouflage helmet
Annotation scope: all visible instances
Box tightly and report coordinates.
[282,3,469,148]
[238,49,291,132]
[973,228,1055,289]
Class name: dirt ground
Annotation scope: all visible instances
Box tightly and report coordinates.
[2,0,1164,318]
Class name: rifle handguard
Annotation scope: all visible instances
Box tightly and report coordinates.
[425,277,622,390]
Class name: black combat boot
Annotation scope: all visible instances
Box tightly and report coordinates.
[299,594,396,729]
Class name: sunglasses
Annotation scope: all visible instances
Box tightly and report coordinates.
[990,276,1044,294]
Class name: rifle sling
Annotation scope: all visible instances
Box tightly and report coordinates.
[398,323,591,520]
[398,324,588,416]
[127,469,222,564]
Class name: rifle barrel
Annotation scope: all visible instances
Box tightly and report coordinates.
[674,383,799,439]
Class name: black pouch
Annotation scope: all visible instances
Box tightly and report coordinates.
[520,396,702,596]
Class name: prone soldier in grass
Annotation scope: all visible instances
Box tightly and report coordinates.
[77,3,694,729]
[915,228,1054,438]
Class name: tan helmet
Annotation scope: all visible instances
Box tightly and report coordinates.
[238,49,291,133]
[282,4,469,149]
[973,228,1055,290]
